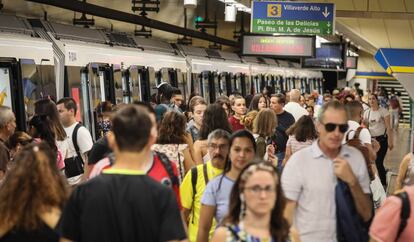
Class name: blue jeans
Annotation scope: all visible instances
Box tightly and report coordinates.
[276,152,285,172]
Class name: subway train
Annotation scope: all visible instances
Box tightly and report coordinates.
[0,14,323,140]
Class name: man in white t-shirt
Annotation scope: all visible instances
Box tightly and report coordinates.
[343,101,378,161]
[57,98,93,185]
[284,89,308,121]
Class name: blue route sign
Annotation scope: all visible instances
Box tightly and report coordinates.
[251,1,335,35]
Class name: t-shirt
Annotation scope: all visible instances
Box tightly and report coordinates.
[64,122,93,185]
[370,185,414,242]
[342,120,372,145]
[59,169,186,242]
[201,174,235,226]
[180,161,224,242]
[284,102,308,121]
[0,139,9,172]
[88,153,182,208]
[228,116,244,132]
[364,108,390,137]
[88,136,111,165]
[272,111,295,154]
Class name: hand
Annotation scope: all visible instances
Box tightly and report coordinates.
[388,141,394,150]
[371,139,380,153]
[333,156,357,186]
[266,144,275,155]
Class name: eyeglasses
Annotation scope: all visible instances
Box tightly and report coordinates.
[321,122,348,133]
[208,144,229,151]
[244,185,275,195]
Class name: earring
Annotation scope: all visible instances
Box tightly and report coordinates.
[239,194,246,221]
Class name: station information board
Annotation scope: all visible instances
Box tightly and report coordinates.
[251,1,335,35]
[242,35,315,58]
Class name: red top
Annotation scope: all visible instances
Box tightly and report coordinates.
[228,115,245,132]
[88,154,181,209]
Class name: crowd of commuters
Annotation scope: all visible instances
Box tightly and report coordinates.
[0,82,413,242]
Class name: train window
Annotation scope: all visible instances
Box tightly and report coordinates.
[20,61,56,118]
[0,68,12,108]
[113,66,124,104]
[128,67,142,103]
[148,67,157,98]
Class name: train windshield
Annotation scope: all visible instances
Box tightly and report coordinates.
[20,59,56,118]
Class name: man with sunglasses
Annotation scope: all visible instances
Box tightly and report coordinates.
[282,101,372,242]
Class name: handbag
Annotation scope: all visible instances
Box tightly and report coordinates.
[64,123,85,178]
[336,179,371,242]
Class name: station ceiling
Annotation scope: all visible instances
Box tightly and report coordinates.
[1,0,414,54]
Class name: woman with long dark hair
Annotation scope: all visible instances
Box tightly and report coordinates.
[34,99,68,170]
[197,130,256,242]
[28,115,64,170]
[193,104,233,164]
[211,162,290,242]
[0,142,68,241]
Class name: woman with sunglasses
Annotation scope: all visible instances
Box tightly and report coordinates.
[363,94,393,187]
[197,130,256,242]
[211,162,290,242]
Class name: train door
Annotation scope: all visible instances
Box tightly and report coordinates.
[317,78,323,94]
[199,71,211,103]
[80,63,112,140]
[241,74,248,97]
[176,69,187,104]
[259,74,266,93]
[169,68,178,88]
[212,72,223,101]
[278,76,284,94]
[0,58,25,130]
[234,73,242,95]
[112,64,128,104]
[218,72,228,97]
[227,73,234,94]
[124,65,145,103]
[191,73,202,96]
[252,75,260,94]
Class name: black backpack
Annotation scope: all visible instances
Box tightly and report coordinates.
[395,191,411,240]
[189,164,209,223]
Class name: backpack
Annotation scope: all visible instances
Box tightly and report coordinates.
[64,123,85,178]
[155,151,179,187]
[190,164,209,223]
[395,191,411,240]
[346,127,375,181]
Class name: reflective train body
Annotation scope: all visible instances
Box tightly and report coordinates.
[0,14,323,139]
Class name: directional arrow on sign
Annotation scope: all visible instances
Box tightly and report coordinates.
[322,7,330,18]
[327,22,331,27]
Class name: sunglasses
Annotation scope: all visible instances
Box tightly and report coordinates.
[322,122,349,133]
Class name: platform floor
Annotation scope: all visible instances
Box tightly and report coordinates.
[384,125,412,194]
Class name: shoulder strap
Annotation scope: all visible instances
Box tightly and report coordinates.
[155,151,179,186]
[345,129,354,142]
[225,225,244,242]
[203,164,209,185]
[395,191,411,239]
[354,127,363,139]
[190,166,198,224]
[72,123,83,164]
